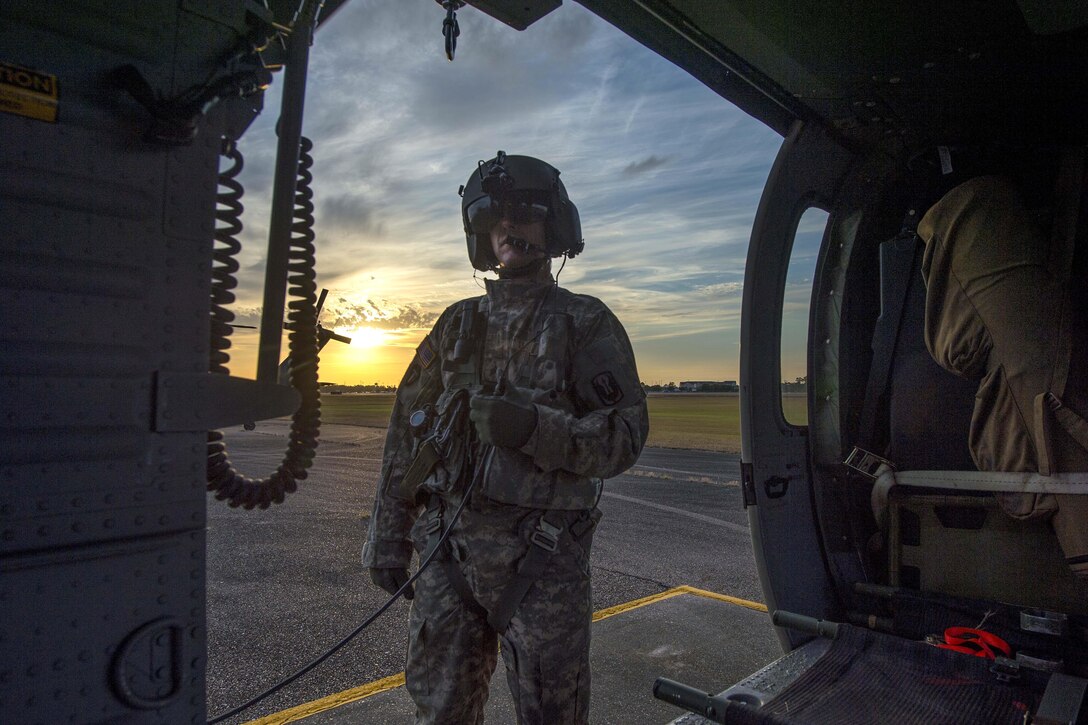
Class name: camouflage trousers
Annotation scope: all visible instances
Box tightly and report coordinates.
[406,497,598,724]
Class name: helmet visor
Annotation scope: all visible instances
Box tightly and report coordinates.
[465,192,549,233]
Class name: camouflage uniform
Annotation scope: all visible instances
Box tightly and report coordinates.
[363,265,648,724]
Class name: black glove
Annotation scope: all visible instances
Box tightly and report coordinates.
[369,567,413,600]
[469,387,538,449]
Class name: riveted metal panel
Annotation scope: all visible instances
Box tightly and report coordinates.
[0,1,256,722]
[0,532,205,722]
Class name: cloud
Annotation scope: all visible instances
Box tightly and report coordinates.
[697,282,744,297]
[324,298,439,333]
[223,298,439,344]
[224,0,786,383]
[228,306,263,327]
[623,155,668,175]
[320,194,385,236]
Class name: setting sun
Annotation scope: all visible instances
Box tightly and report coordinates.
[344,326,387,348]
[314,324,418,387]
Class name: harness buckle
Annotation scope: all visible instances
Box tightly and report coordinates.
[424,515,443,536]
[990,657,1021,683]
[845,446,894,479]
[530,518,562,552]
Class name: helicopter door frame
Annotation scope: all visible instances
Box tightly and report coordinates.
[738,119,855,650]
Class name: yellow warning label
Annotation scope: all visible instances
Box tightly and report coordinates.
[0,61,58,122]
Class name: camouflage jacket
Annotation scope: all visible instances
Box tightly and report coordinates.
[362,269,648,569]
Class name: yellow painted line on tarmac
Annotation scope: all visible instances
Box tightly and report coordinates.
[674,585,768,613]
[591,585,766,622]
[591,586,688,621]
[242,672,405,724]
[245,586,766,723]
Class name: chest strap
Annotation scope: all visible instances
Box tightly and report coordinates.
[424,503,589,634]
[486,513,565,634]
[421,498,489,620]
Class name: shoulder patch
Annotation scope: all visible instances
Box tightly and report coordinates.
[592,372,624,406]
[574,334,642,410]
[416,336,436,369]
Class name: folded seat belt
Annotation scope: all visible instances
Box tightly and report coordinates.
[855,225,922,457]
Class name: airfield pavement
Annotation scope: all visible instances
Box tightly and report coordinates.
[205,420,781,724]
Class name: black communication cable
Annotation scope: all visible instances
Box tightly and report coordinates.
[207,449,489,724]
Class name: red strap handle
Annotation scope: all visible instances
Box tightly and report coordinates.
[936,627,1012,659]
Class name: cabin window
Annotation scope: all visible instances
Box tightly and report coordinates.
[780,206,829,426]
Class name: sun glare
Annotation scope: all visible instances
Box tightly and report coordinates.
[345,326,387,348]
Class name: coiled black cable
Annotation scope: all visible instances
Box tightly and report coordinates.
[206,136,322,509]
[209,140,244,375]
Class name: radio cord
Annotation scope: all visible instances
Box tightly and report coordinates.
[206,136,323,509]
[207,449,488,724]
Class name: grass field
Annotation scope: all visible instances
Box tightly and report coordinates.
[318,392,809,453]
[642,393,807,452]
[319,393,398,428]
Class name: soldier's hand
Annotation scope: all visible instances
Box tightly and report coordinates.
[469,389,538,449]
[369,567,414,600]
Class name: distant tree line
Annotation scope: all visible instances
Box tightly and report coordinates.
[640,377,808,393]
[641,381,740,393]
[322,379,809,395]
[320,383,398,394]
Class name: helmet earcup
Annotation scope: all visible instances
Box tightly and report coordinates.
[466,231,497,272]
[548,198,582,258]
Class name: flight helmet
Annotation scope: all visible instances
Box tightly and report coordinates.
[459,151,583,271]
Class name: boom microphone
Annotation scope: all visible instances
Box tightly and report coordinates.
[507,236,544,254]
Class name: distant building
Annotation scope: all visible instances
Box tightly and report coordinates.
[781,377,808,393]
[678,380,738,392]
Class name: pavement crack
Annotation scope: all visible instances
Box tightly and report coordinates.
[628,468,735,486]
[591,564,672,591]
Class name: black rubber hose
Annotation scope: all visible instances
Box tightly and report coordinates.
[206,136,322,509]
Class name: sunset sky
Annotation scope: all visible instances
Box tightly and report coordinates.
[224,0,820,386]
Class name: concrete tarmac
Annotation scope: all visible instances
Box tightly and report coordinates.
[205,421,780,724]
[283,590,777,724]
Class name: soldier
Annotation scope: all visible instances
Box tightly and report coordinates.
[362,152,648,724]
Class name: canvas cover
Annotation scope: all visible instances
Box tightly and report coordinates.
[918,172,1088,579]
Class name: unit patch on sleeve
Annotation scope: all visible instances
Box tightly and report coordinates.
[592,372,624,406]
[573,335,642,410]
[416,335,437,369]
